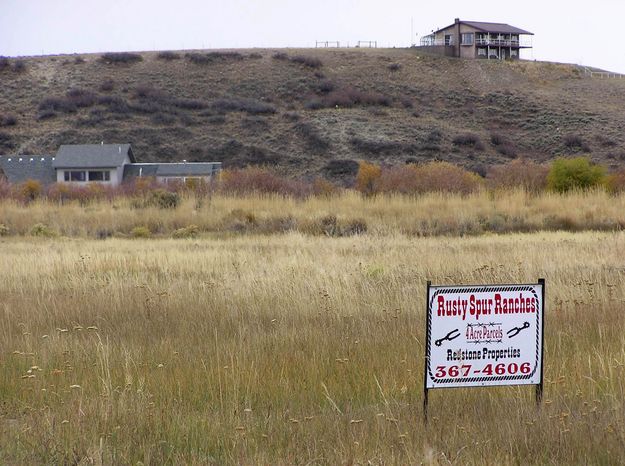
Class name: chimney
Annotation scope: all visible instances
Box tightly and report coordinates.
[455,18,461,57]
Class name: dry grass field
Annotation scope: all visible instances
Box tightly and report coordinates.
[1,193,625,463]
[3,189,625,239]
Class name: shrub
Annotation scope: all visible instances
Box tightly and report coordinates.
[312,177,340,196]
[18,179,43,202]
[37,110,56,120]
[374,162,482,195]
[283,111,300,121]
[219,167,311,197]
[185,52,212,65]
[207,51,243,61]
[318,215,340,236]
[563,134,590,152]
[317,80,336,93]
[222,209,258,233]
[172,98,207,110]
[97,95,130,114]
[290,55,322,68]
[212,97,276,115]
[272,52,289,60]
[400,97,413,108]
[13,60,26,73]
[0,224,9,236]
[496,143,517,157]
[0,114,17,126]
[185,51,243,65]
[547,157,606,192]
[157,51,181,60]
[388,63,401,71]
[150,112,175,125]
[134,84,167,100]
[203,114,226,125]
[595,135,617,148]
[452,133,485,150]
[490,133,505,146]
[375,165,421,194]
[149,189,180,209]
[30,223,58,238]
[294,122,329,152]
[0,180,10,199]
[46,183,75,203]
[248,52,263,59]
[301,215,367,237]
[322,159,360,180]
[487,158,549,192]
[0,131,13,149]
[172,224,199,239]
[99,79,115,92]
[39,97,77,114]
[100,52,143,64]
[343,219,368,235]
[130,226,151,238]
[606,169,625,193]
[66,88,97,107]
[0,57,9,71]
[355,161,381,195]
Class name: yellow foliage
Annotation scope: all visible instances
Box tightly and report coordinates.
[355,160,381,195]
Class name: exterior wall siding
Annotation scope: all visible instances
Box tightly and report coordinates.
[459,25,479,59]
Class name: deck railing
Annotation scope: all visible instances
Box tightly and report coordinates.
[420,38,454,46]
[421,37,532,47]
[475,38,532,47]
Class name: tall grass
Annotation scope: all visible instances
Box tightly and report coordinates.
[0,232,624,463]
[2,189,625,238]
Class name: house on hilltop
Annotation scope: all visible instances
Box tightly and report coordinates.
[0,143,221,186]
[419,19,533,60]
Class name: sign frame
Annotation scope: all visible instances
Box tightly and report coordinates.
[423,279,545,422]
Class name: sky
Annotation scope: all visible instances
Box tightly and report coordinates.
[1,0,624,74]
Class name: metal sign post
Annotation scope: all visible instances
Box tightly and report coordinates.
[423,279,545,422]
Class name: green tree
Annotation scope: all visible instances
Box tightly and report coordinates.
[547,157,606,192]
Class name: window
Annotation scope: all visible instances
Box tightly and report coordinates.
[478,48,487,57]
[461,33,474,45]
[64,171,86,182]
[444,35,452,46]
[88,170,111,181]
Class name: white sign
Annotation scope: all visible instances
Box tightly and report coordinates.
[425,283,544,389]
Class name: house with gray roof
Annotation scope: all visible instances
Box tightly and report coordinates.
[0,156,57,185]
[0,143,221,186]
[419,19,533,60]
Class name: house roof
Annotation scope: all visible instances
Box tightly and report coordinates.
[435,20,533,35]
[53,144,135,168]
[123,162,222,181]
[155,162,221,177]
[122,164,159,181]
[0,155,57,185]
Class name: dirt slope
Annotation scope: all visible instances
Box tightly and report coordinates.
[1,48,624,180]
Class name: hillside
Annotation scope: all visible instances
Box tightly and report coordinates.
[1,48,625,181]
